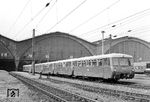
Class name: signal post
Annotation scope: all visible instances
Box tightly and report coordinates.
[32,29,35,75]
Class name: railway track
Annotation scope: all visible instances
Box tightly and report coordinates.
[51,74,150,90]
[113,80,150,90]
[42,76,150,102]
[10,72,98,102]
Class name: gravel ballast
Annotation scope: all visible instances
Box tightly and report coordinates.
[0,70,50,102]
[14,71,146,102]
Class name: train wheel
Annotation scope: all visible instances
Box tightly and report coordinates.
[71,70,74,77]
[112,78,119,82]
[111,75,119,82]
[71,70,74,76]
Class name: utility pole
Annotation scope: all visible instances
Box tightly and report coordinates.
[109,34,112,54]
[101,31,105,55]
[32,29,35,75]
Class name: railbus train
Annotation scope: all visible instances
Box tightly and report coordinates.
[145,62,150,74]
[134,61,150,74]
[23,53,135,81]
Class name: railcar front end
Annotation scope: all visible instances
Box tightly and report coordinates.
[111,57,134,80]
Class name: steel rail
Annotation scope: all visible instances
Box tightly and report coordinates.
[43,77,150,102]
[10,73,98,102]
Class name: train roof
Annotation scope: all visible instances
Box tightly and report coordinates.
[134,61,150,65]
[46,53,132,64]
[23,53,132,66]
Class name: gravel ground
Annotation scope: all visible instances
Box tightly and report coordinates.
[38,79,129,102]
[0,70,50,102]
[14,71,134,102]
[23,72,150,95]
[46,74,150,95]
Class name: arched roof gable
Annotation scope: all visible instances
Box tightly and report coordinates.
[112,36,150,49]
[35,32,95,55]
[105,36,150,53]
[20,32,96,58]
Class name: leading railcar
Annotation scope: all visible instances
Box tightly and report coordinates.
[23,53,135,81]
[134,61,150,74]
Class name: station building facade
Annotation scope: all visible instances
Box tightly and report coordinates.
[0,32,150,71]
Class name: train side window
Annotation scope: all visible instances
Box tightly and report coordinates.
[103,58,110,66]
[49,64,52,68]
[54,63,57,68]
[86,60,89,67]
[58,63,60,67]
[58,63,62,67]
[52,64,54,69]
[35,65,37,69]
[46,64,49,68]
[73,61,77,67]
[128,59,131,66]
[77,61,82,67]
[38,65,40,69]
[81,61,83,66]
[43,64,47,69]
[92,59,97,66]
[98,59,102,66]
[62,62,66,67]
[82,60,86,66]
[60,63,62,67]
[36,65,39,69]
[146,63,150,69]
[66,62,71,67]
[88,60,92,66]
[69,62,71,67]
[57,63,59,68]
[55,63,58,68]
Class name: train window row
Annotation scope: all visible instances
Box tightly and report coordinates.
[51,58,110,68]
[134,66,145,70]
[24,58,110,69]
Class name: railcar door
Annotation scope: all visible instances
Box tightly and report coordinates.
[95,59,103,77]
[103,58,112,79]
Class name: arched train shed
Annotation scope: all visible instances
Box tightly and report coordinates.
[95,36,150,62]
[0,35,16,71]
[0,32,150,71]
[17,32,96,70]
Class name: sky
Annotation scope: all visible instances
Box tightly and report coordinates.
[0,0,150,42]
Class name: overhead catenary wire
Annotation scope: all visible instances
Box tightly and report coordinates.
[80,7,150,36]
[84,25,150,42]
[55,0,58,24]
[35,0,57,29]
[46,0,87,33]
[127,26,150,37]
[7,0,31,34]
[114,11,150,29]
[138,30,150,38]
[69,0,120,33]
[75,12,150,43]
[16,1,52,37]
[111,27,150,40]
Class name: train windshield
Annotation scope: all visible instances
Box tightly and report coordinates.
[112,57,132,66]
[146,63,150,69]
